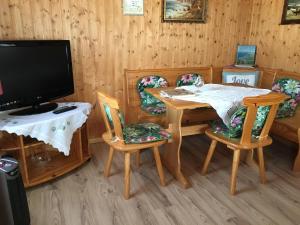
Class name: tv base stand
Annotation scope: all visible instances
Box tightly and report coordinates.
[9,103,58,116]
[0,123,90,188]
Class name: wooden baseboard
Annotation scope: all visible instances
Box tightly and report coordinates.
[88,137,103,144]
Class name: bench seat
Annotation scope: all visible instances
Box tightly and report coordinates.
[272,109,300,171]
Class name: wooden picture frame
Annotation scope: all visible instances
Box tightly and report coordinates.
[235,45,257,67]
[123,0,144,16]
[281,0,300,24]
[162,0,207,23]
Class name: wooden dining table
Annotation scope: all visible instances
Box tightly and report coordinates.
[146,87,212,188]
[146,86,286,189]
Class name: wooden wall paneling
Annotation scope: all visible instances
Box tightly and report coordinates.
[142,0,150,67]
[0,2,11,38]
[212,0,226,65]
[8,0,24,38]
[161,23,170,68]
[41,0,54,38]
[31,0,44,39]
[184,24,191,66]
[248,0,300,73]
[114,0,125,103]
[50,0,64,39]
[62,0,79,103]
[79,0,98,138]
[19,0,33,38]
[236,0,253,44]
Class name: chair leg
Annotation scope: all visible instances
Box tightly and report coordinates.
[201,140,217,175]
[245,149,255,166]
[257,147,267,184]
[135,151,141,168]
[152,146,166,186]
[230,150,241,195]
[104,147,114,177]
[124,152,131,200]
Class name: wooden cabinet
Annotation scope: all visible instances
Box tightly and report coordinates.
[0,123,90,188]
[222,66,261,87]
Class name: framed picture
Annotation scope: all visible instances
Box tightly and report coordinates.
[162,0,207,23]
[222,71,260,87]
[235,45,257,68]
[281,0,300,24]
[123,0,144,15]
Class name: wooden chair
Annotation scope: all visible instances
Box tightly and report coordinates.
[97,91,170,199]
[201,93,287,195]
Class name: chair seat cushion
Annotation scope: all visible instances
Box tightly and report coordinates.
[141,102,166,115]
[123,123,171,144]
[211,106,270,138]
[272,78,300,118]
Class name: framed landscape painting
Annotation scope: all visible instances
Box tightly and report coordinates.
[162,0,207,23]
[235,45,257,68]
[281,0,300,24]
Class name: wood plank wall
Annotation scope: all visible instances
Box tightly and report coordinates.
[248,0,300,73]
[0,0,253,139]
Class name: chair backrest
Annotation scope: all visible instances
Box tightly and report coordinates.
[240,93,287,145]
[97,92,124,143]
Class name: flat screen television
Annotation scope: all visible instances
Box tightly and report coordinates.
[0,40,74,115]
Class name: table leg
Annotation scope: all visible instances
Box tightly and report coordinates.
[293,130,300,172]
[162,106,191,188]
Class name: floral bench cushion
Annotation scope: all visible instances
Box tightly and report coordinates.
[123,123,171,144]
[272,78,300,118]
[141,102,166,115]
[176,73,204,87]
[137,75,168,115]
[212,106,270,138]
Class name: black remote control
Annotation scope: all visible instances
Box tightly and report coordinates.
[53,106,77,114]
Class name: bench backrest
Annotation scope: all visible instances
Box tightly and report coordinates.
[124,67,215,123]
[260,68,300,89]
[123,66,300,125]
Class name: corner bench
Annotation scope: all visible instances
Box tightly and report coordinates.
[260,68,300,172]
[123,66,300,172]
[124,67,221,126]
[271,110,300,171]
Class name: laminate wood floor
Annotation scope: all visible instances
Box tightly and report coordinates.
[26,135,300,225]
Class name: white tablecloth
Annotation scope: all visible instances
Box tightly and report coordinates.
[175,84,271,125]
[0,102,91,156]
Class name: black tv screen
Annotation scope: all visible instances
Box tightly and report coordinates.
[0,40,74,113]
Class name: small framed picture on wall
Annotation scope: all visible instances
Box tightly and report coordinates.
[281,0,300,24]
[123,0,144,15]
[162,0,207,23]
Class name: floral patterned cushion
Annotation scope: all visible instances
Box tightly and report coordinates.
[212,106,270,138]
[141,102,166,115]
[123,123,171,144]
[104,104,125,128]
[176,73,204,87]
[272,78,300,118]
[137,75,168,115]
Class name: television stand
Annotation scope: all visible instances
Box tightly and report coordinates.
[9,103,58,116]
[0,102,91,187]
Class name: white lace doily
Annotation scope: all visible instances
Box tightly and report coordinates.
[0,102,91,156]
